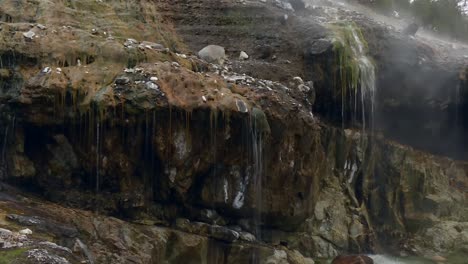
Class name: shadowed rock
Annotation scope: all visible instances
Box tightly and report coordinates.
[403,22,419,36]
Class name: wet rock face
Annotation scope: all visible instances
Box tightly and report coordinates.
[0,0,467,262]
[301,13,468,160]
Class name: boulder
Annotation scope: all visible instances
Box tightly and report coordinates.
[198,45,226,64]
[403,22,419,36]
[331,255,374,264]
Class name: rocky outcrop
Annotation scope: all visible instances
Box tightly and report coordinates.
[0,185,319,264]
[0,0,467,263]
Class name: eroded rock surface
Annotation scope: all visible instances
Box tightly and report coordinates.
[0,0,467,263]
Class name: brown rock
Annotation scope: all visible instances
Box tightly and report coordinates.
[331,255,373,264]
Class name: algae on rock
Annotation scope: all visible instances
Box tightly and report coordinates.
[329,22,376,131]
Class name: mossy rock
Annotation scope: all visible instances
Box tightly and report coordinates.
[251,107,270,135]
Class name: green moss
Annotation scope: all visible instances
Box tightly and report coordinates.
[0,248,27,264]
[328,22,371,107]
[251,107,270,135]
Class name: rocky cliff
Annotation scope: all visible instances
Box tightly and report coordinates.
[0,0,467,263]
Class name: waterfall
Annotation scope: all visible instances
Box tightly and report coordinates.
[250,112,265,264]
[2,115,15,166]
[333,23,376,132]
[95,120,100,192]
[349,25,376,132]
[252,128,263,240]
[250,108,267,242]
[2,124,9,165]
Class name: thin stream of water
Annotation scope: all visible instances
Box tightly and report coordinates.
[349,25,376,132]
[96,120,100,193]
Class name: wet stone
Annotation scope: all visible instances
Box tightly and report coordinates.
[236,99,249,113]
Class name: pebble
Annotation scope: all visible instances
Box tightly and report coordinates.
[36,24,46,30]
[150,76,158,82]
[202,96,207,102]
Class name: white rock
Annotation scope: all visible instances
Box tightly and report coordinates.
[292,76,304,84]
[146,81,159,90]
[150,76,158,82]
[126,38,138,44]
[42,67,51,74]
[275,0,294,11]
[19,228,33,235]
[23,31,36,40]
[140,41,165,51]
[235,99,249,113]
[202,96,207,102]
[36,24,47,30]
[176,53,187,59]
[198,45,226,65]
[239,51,249,60]
[298,84,310,93]
[0,227,12,236]
[39,241,72,253]
[239,231,256,242]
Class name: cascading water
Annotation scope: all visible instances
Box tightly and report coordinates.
[249,107,269,243]
[1,122,9,165]
[251,121,263,241]
[95,119,100,193]
[332,22,376,132]
[249,107,267,264]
